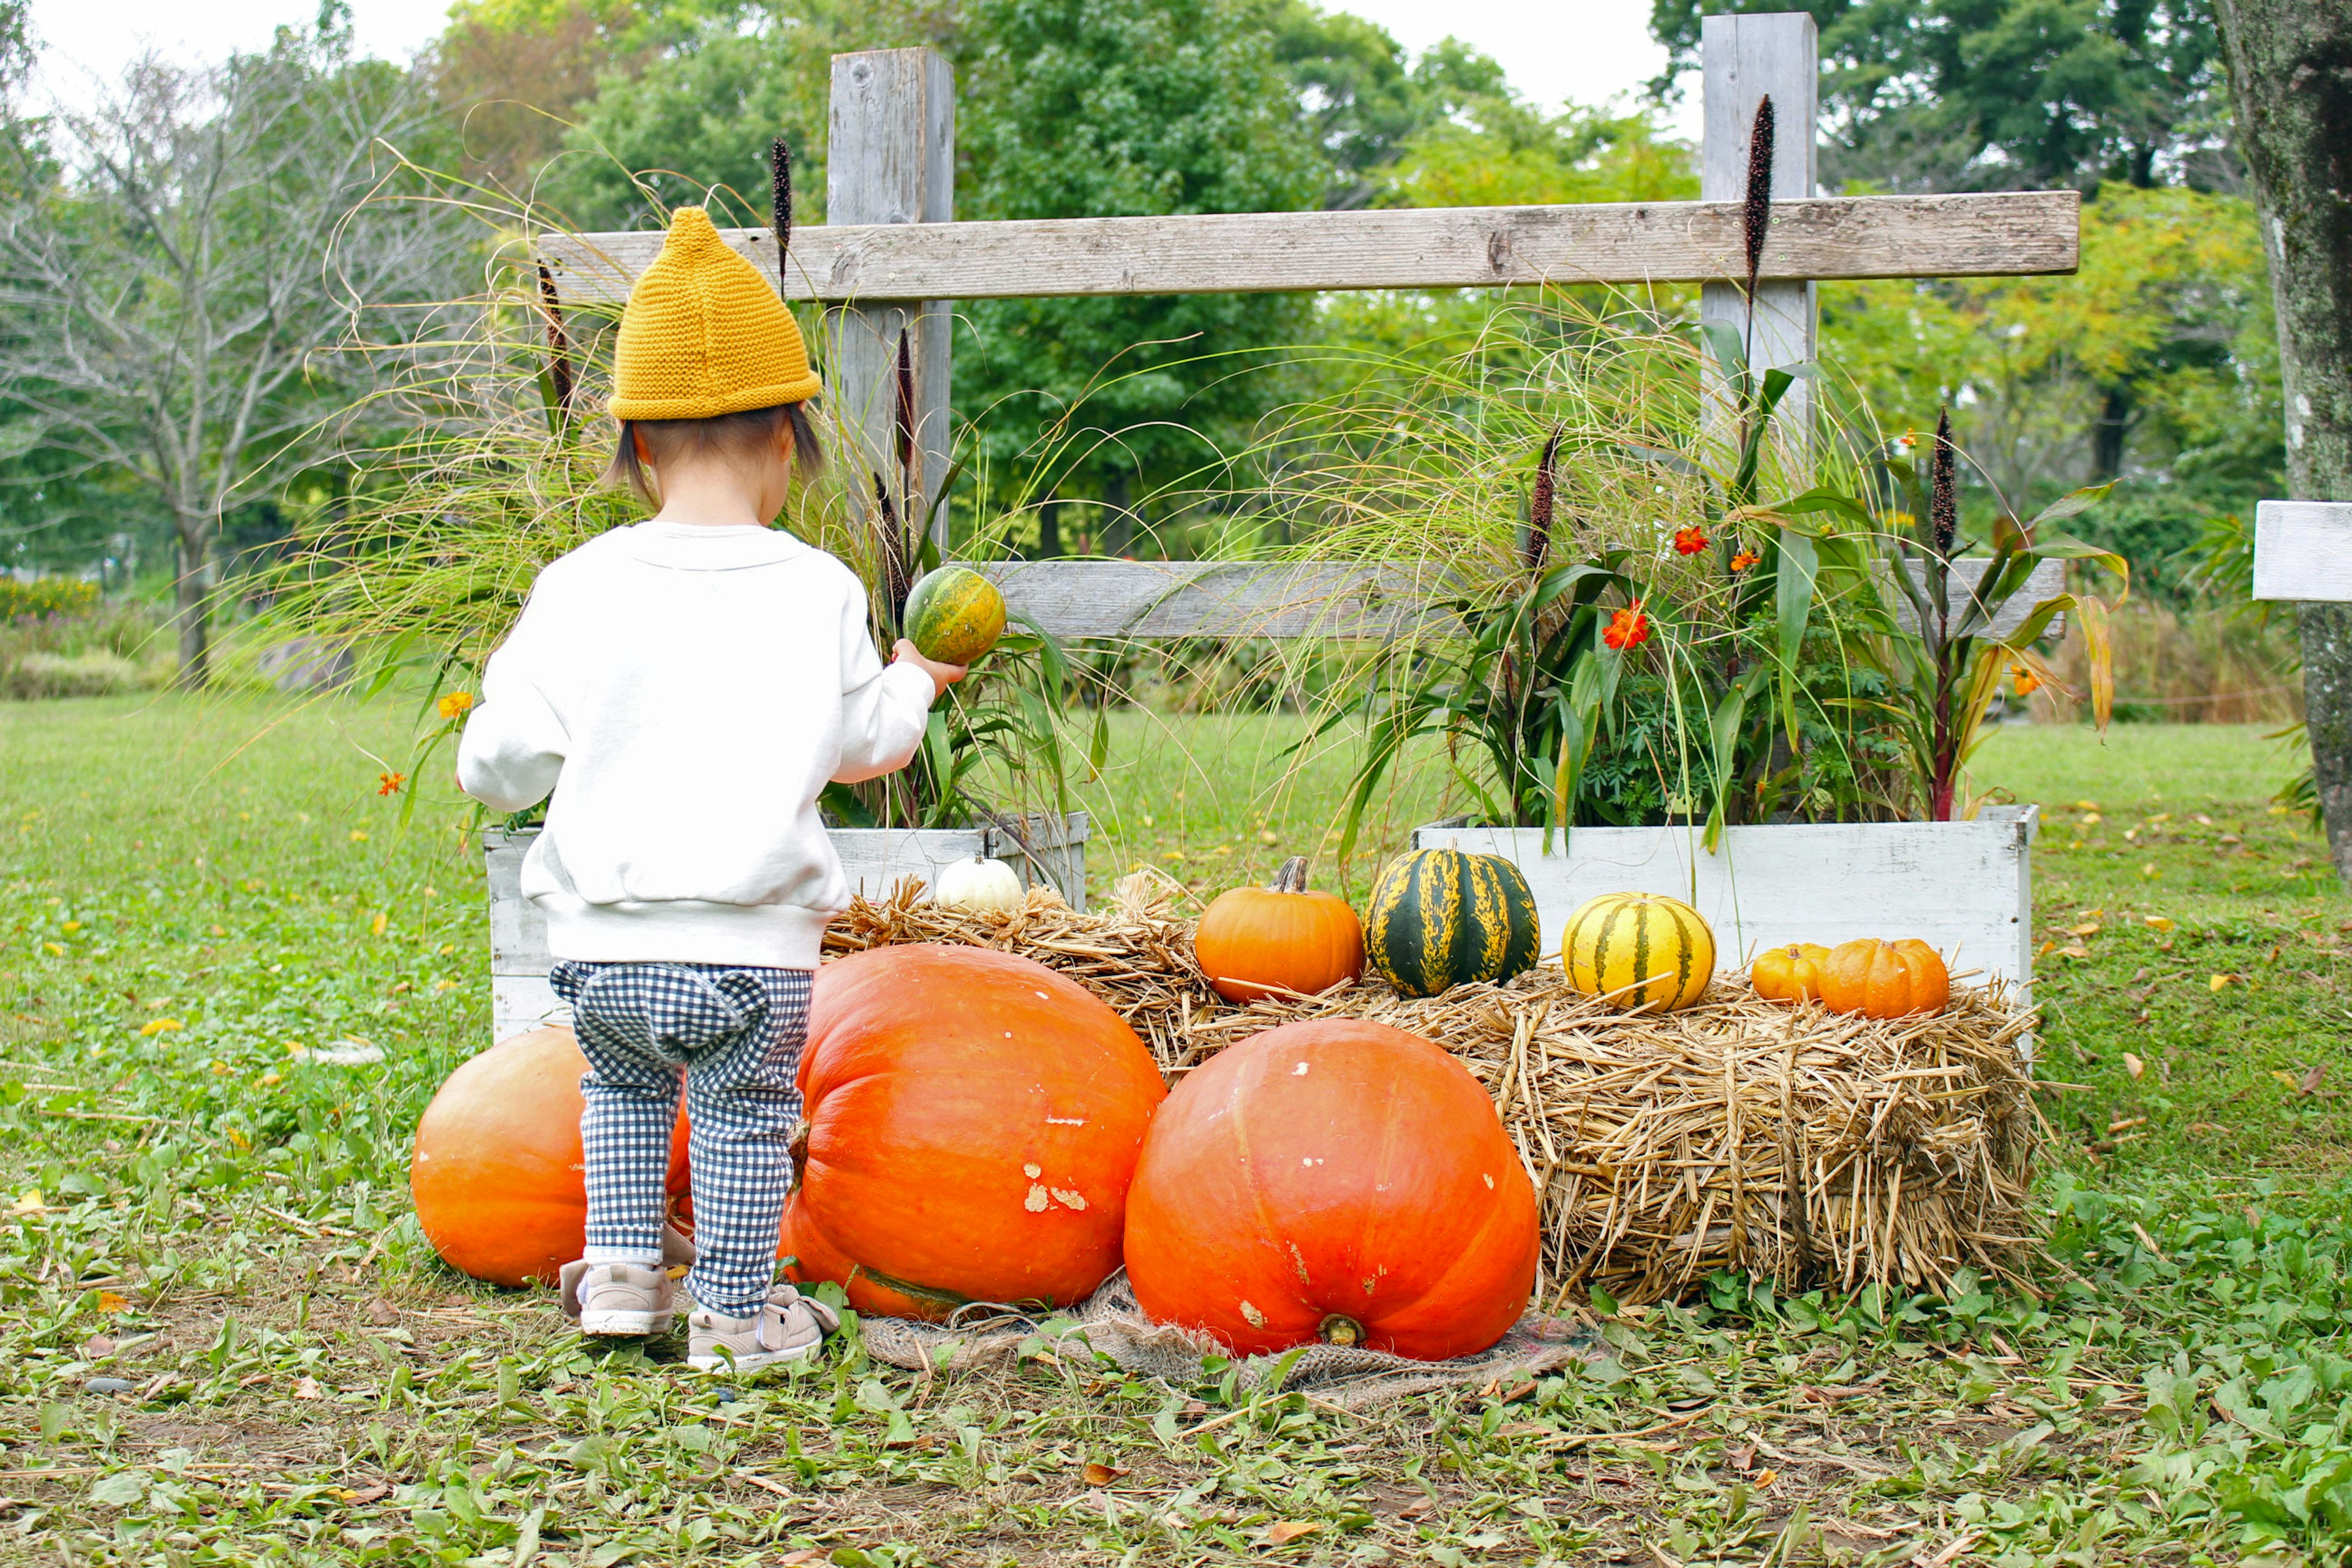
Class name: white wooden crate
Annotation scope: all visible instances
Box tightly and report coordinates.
[1412,807,2038,1005]
[482,816,1088,1044]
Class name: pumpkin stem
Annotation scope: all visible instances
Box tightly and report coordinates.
[788,1122,810,1189]
[1270,856,1311,894]
[1317,1313,1365,1347]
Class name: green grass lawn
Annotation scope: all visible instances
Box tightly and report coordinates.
[2,697,2348,1567]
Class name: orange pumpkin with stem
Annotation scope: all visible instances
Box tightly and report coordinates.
[1193,856,1364,1003]
[1751,943,1831,1004]
[778,944,1166,1319]
[1816,938,1950,1019]
[411,1027,690,1288]
[1123,1017,1538,1360]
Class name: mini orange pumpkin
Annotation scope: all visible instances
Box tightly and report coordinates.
[1817,938,1950,1019]
[1193,856,1364,1003]
[1751,943,1831,1004]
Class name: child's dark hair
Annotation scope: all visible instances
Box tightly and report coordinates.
[603,401,824,508]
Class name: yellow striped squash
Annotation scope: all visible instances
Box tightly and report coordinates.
[1561,892,1715,1012]
[1363,847,1540,998]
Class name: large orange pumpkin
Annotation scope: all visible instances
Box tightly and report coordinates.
[1123,1018,1539,1360]
[779,944,1166,1319]
[410,1027,690,1288]
[1193,856,1364,1003]
[1751,943,1831,1004]
[1817,938,1950,1019]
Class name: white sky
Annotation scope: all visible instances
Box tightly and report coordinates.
[28,0,1695,134]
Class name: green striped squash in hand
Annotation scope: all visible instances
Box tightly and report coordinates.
[1363,846,1540,998]
[1561,892,1715,1011]
[903,565,1008,665]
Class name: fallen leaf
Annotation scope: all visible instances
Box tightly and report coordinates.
[293,1377,323,1400]
[2272,1070,2302,1091]
[1080,1463,1129,1487]
[1394,1499,1434,1520]
[2037,940,2057,958]
[1752,1467,1778,1488]
[2145,916,2175,933]
[341,1485,390,1505]
[369,912,388,937]
[9,1189,43,1215]
[1493,1422,1551,1440]
[1265,1521,1321,1545]
[82,1333,116,1358]
[138,1017,183,1038]
[2301,1064,2328,1095]
[366,1298,400,1325]
[2210,974,2236,992]
[2141,862,2160,878]
[1728,1444,1755,1471]
[2069,922,2101,937]
[2124,1052,2144,1080]
[97,1290,128,1313]
[2059,944,2090,960]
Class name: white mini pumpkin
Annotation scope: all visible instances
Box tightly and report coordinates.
[934,853,1024,914]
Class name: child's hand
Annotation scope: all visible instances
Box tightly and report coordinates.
[892,639,967,699]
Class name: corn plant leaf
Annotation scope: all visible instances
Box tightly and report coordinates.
[2026,481,2116,529]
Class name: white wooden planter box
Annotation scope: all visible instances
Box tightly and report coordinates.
[1412,806,2038,1003]
[481,815,1089,1044]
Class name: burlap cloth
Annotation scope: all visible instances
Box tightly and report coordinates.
[851,1272,1605,1409]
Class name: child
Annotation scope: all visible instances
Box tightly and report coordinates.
[456,206,963,1371]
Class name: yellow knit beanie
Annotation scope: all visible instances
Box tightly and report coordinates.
[608,206,821,420]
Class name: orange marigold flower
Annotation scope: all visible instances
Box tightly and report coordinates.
[1672,526,1709,556]
[2010,663,2042,695]
[1602,602,1651,651]
[377,772,407,796]
[1729,549,1760,571]
[437,691,474,720]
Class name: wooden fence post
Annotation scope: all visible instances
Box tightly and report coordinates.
[826,48,956,550]
[1700,12,1819,442]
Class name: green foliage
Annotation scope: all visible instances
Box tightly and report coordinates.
[954,0,1325,533]
[0,578,96,621]
[1649,0,2230,193]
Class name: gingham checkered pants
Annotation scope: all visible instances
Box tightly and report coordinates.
[549,960,810,1316]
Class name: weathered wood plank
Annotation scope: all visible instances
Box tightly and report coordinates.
[976,559,1439,639]
[1889,557,2070,640]
[826,48,956,548]
[971,556,2066,641]
[1698,13,1819,440]
[541,190,2080,305]
[2253,499,2352,602]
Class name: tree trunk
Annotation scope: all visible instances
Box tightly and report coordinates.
[1037,498,1061,560]
[172,516,210,692]
[2214,0,2352,880]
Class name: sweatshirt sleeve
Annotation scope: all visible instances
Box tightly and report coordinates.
[456,587,570,813]
[831,589,937,785]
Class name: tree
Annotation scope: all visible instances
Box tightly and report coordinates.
[954,0,1324,552]
[0,23,455,685]
[1650,0,2231,194]
[2212,0,2352,880]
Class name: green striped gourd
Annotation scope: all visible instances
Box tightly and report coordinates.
[903,565,1008,665]
[1363,846,1540,998]
[1561,892,1715,1012]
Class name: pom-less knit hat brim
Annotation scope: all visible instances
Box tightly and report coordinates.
[608,206,822,421]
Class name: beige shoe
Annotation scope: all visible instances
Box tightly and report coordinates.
[559,1225,698,1337]
[687,1284,841,1373]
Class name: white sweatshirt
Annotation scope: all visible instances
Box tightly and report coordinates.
[456,521,935,969]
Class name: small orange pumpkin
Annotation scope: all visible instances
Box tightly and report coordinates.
[1817,938,1950,1019]
[1193,856,1363,1004]
[1751,943,1831,1004]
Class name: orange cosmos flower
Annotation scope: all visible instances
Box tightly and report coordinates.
[1672,526,1709,556]
[2010,663,2042,695]
[1602,602,1651,650]
[437,692,474,720]
[1729,549,1760,571]
[377,772,407,796]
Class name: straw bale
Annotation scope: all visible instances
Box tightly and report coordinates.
[822,871,2046,1306]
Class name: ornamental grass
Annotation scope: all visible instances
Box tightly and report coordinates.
[824,870,2045,1310]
